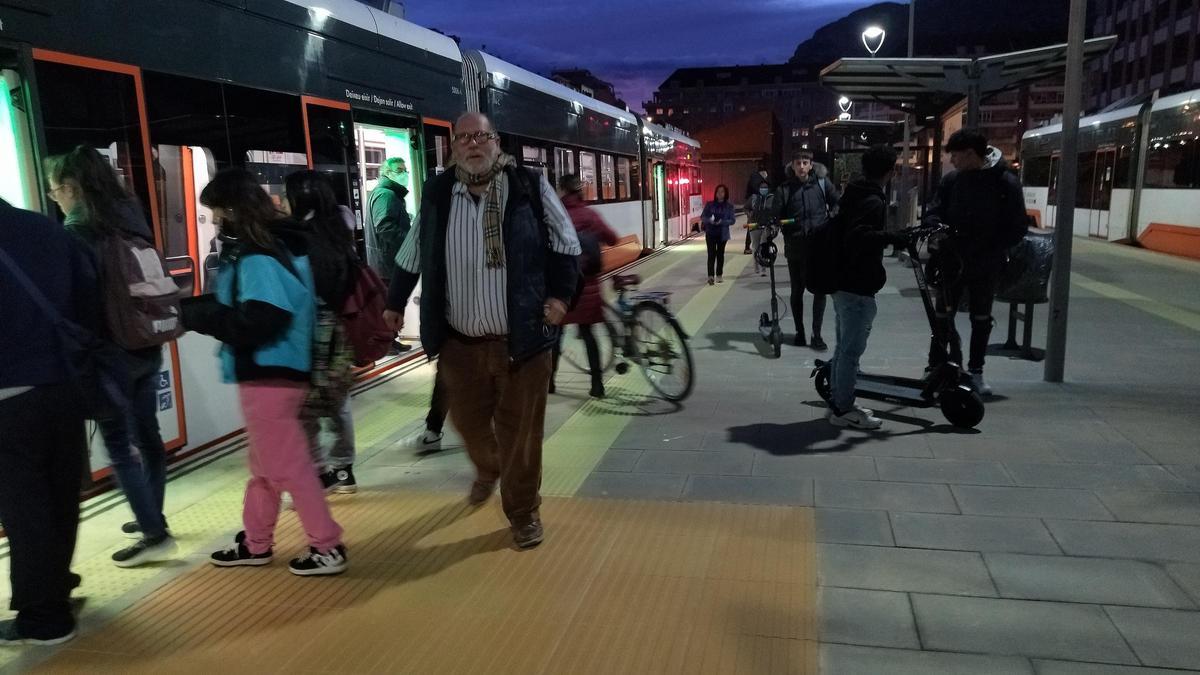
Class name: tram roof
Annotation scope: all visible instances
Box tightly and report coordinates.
[820,36,1117,118]
[281,0,462,62]
[476,52,639,126]
[642,121,701,148]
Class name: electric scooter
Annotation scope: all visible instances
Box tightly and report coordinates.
[810,222,985,429]
[755,218,783,358]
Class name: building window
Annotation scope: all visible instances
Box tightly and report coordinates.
[801,128,810,137]
[601,154,616,200]
[792,128,801,138]
[667,108,674,116]
[578,151,598,201]
[616,157,631,199]
[709,106,717,113]
[738,104,746,112]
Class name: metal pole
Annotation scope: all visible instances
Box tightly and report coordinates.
[1044,0,1088,383]
[899,0,916,228]
[966,81,981,128]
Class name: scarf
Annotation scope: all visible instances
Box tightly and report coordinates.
[455,153,514,269]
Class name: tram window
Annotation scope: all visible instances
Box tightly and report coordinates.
[1115,145,1134,188]
[601,154,616,200]
[554,147,575,186]
[1022,155,1052,187]
[579,152,598,201]
[1,68,40,210]
[220,84,307,208]
[33,59,154,223]
[363,147,385,181]
[423,123,451,181]
[1146,139,1199,188]
[1075,152,1096,208]
[304,104,355,208]
[616,157,631,199]
[522,145,548,182]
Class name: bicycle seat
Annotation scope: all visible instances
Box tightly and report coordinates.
[612,273,640,290]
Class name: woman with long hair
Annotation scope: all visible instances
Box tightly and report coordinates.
[44,146,177,568]
[182,168,347,576]
[282,170,358,495]
[701,184,736,285]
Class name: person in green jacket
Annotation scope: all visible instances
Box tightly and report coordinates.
[366,157,413,353]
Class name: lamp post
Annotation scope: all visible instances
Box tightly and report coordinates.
[901,1,916,230]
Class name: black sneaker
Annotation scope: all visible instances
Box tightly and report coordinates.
[122,520,172,539]
[68,572,82,590]
[0,618,76,646]
[810,335,828,351]
[289,545,348,576]
[112,534,178,568]
[793,333,807,347]
[326,466,357,494]
[210,531,273,567]
[512,519,544,549]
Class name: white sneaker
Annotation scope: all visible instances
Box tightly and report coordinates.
[405,429,444,450]
[828,407,883,430]
[969,371,992,396]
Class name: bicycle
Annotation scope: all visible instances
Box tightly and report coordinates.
[559,273,695,401]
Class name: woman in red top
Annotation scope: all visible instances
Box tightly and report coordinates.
[552,175,619,398]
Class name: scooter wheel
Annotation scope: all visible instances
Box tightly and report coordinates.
[940,387,985,428]
[813,365,833,403]
[772,329,782,358]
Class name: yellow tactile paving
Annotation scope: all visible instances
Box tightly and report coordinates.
[32,491,817,675]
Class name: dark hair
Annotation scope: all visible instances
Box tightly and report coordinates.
[712,184,729,202]
[861,144,899,181]
[944,128,988,157]
[285,170,352,249]
[792,150,814,161]
[43,145,133,233]
[756,160,767,171]
[199,168,280,250]
[558,173,583,195]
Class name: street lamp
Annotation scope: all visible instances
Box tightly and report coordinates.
[838,96,853,120]
[862,26,886,56]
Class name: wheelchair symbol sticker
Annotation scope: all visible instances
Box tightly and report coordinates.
[158,392,173,412]
[157,371,170,391]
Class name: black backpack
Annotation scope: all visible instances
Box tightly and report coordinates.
[577,231,602,276]
[803,214,843,295]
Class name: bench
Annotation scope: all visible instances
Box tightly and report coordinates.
[600,235,642,274]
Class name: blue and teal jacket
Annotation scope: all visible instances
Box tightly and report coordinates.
[701,200,737,242]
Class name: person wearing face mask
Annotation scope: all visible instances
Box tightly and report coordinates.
[743,160,771,254]
[777,150,839,351]
[382,112,580,550]
[365,157,412,354]
[746,181,774,276]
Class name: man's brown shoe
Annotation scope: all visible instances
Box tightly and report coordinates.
[468,480,496,506]
[512,519,544,549]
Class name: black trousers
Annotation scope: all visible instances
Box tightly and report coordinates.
[928,271,998,372]
[706,236,728,277]
[784,237,826,337]
[552,324,603,388]
[743,229,752,253]
[426,367,448,434]
[0,384,85,638]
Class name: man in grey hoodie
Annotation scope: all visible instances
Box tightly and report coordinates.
[777,151,839,350]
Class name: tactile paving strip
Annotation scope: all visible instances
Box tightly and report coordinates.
[33,491,817,674]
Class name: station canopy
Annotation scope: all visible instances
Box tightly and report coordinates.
[819,36,1117,120]
[812,119,904,146]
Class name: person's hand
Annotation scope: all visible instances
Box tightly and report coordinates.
[383,309,404,332]
[544,298,568,325]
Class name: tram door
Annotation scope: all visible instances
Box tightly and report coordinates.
[0,54,41,211]
[1090,148,1116,239]
[1045,153,1061,228]
[653,163,667,246]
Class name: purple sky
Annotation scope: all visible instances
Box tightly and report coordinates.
[406,0,881,112]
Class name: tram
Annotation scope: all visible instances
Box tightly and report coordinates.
[0,0,701,482]
[1020,88,1200,259]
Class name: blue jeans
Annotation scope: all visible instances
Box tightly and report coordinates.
[830,291,878,414]
[96,348,169,538]
[304,396,356,470]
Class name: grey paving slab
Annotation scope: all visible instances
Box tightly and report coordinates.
[821,644,1035,675]
[1166,464,1200,490]
[681,475,812,506]
[1137,443,1198,466]
[1166,563,1200,605]
[927,435,1059,462]
[1047,439,1157,465]
[819,544,996,596]
[815,479,959,513]
[1034,660,1196,674]
[575,472,687,500]
[1004,463,1192,491]
[1104,606,1200,670]
[609,426,706,451]
[819,587,919,649]
[985,553,1196,608]
[814,508,895,546]
[1096,490,1200,525]
[1045,520,1200,562]
[953,485,1115,520]
[632,449,755,475]
[753,454,878,480]
[593,448,642,472]
[912,594,1139,664]
[876,457,1015,486]
[891,513,1062,554]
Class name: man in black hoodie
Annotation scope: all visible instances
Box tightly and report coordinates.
[827,145,906,430]
[923,129,1028,396]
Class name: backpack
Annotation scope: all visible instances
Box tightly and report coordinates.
[578,230,603,277]
[339,261,394,367]
[802,214,843,295]
[96,231,184,350]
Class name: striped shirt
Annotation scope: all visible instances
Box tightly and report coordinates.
[395,171,580,337]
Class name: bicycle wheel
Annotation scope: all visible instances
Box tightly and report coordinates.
[631,301,695,401]
[559,316,619,374]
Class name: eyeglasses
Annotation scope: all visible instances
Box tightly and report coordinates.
[452,131,498,145]
[46,185,67,200]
